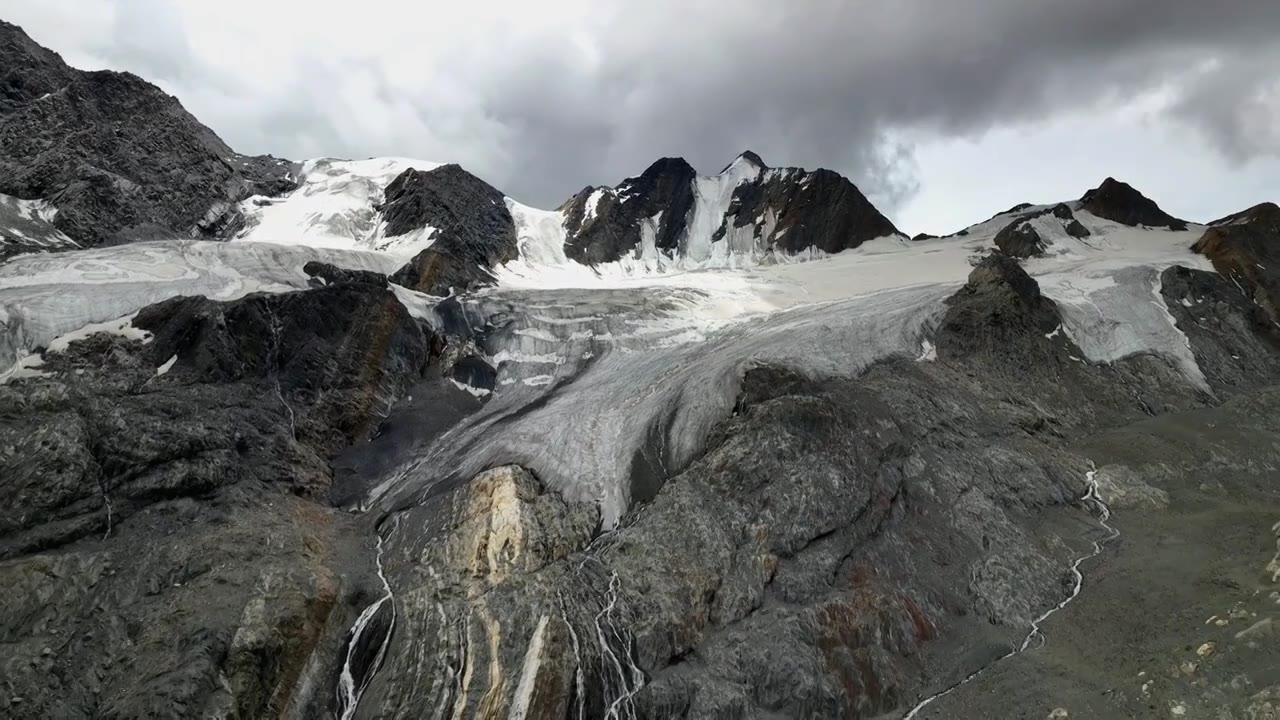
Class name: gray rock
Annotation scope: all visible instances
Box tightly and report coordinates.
[385,164,518,295]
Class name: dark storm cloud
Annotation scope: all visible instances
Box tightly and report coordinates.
[467,0,1280,208]
[5,0,1279,211]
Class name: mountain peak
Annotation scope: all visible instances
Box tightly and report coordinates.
[638,156,696,180]
[1079,177,1187,230]
[722,150,767,173]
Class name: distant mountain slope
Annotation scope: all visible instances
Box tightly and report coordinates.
[0,21,296,251]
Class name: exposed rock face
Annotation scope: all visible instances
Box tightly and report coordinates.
[724,162,902,255]
[560,152,902,264]
[563,157,699,264]
[1079,177,1188,230]
[1160,263,1280,393]
[385,164,519,295]
[993,203,1090,258]
[303,260,388,288]
[0,21,297,253]
[1192,201,1280,325]
[0,274,453,718]
[937,253,1068,368]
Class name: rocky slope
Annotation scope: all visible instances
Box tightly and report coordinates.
[0,21,295,254]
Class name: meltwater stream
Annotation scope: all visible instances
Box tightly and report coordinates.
[902,469,1120,719]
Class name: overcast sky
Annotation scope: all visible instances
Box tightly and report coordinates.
[4,0,1279,234]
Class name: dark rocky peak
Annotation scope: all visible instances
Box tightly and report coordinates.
[562,156,698,264]
[379,163,510,243]
[963,253,1045,305]
[560,152,901,263]
[1079,177,1187,230]
[719,150,767,173]
[722,165,902,254]
[383,164,518,296]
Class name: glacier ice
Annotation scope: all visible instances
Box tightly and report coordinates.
[0,240,401,369]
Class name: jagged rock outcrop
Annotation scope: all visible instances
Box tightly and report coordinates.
[1079,177,1188,230]
[385,164,518,295]
[563,157,699,264]
[560,152,902,264]
[0,21,297,253]
[992,203,1090,258]
[1192,201,1280,325]
[936,253,1070,368]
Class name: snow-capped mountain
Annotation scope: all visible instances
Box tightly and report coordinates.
[559,151,903,267]
[3,17,1280,720]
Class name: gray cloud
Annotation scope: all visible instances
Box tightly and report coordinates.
[4,0,1279,214]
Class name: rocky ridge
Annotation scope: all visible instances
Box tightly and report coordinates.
[0,21,296,253]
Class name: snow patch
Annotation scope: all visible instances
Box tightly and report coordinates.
[450,379,492,398]
[156,354,178,376]
[0,353,47,384]
[235,157,440,258]
[583,188,609,224]
[46,314,152,354]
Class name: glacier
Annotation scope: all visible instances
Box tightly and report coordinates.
[0,158,1220,529]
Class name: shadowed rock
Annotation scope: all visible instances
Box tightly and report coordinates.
[1079,177,1187,230]
[723,162,902,255]
[563,156,699,264]
[385,164,518,295]
[0,281,446,718]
